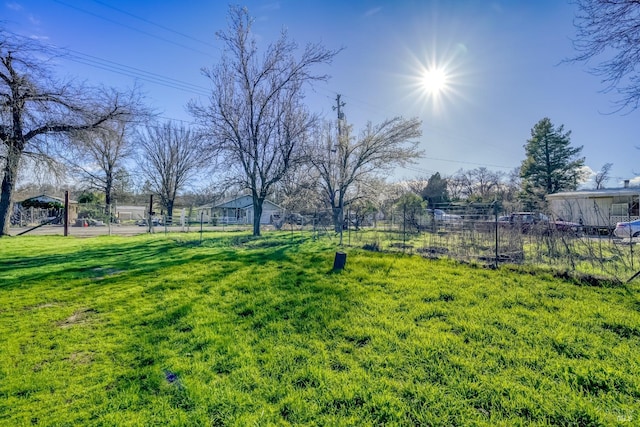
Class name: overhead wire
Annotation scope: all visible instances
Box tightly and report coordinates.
[53,0,216,59]
[62,48,210,96]
[8,2,524,175]
[91,0,218,50]
[309,84,517,173]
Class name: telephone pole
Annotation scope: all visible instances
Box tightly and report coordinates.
[333,94,346,245]
[333,94,345,136]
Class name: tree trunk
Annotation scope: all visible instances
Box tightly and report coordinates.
[332,206,343,233]
[253,197,264,236]
[167,200,174,220]
[0,147,21,236]
[105,174,113,216]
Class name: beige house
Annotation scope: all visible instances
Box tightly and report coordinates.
[547,185,640,232]
[197,195,282,225]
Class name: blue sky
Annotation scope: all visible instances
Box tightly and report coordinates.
[4,0,638,188]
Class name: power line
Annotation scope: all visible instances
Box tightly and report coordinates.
[53,0,215,59]
[62,48,210,96]
[49,4,498,168]
[91,0,218,50]
[420,156,514,170]
[3,29,211,97]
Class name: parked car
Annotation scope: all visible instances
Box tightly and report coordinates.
[503,212,582,235]
[427,209,462,223]
[501,212,547,233]
[136,217,161,227]
[286,213,304,225]
[613,219,640,238]
[550,218,583,234]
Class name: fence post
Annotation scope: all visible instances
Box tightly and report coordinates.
[348,208,351,246]
[629,206,634,270]
[494,202,499,268]
[64,190,69,237]
[200,211,204,243]
[148,195,154,234]
[402,204,407,253]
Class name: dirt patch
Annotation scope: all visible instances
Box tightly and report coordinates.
[58,308,97,328]
[65,352,94,365]
[23,302,59,311]
[92,268,125,280]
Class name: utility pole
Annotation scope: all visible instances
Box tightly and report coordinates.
[333,94,346,245]
[333,94,345,136]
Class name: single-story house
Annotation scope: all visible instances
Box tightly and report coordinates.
[197,195,282,225]
[546,184,640,230]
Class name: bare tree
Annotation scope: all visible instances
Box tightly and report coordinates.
[136,121,208,219]
[446,171,467,201]
[495,167,523,208]
[467,167,504,201]
[594,162,613,189]
[274,163,321,213]
[64,120,134,214]
[189,6,340,236]
[0,30,141,236]
[569,0,640,111]
[406,178,429,197]
[310,118,423,232]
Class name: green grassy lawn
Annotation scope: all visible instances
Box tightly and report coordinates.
[1,232,639,426]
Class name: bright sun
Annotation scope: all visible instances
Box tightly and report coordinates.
[422,67,448,95]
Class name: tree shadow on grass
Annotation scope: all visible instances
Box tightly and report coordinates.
[90,236,355,421]
[0,235,306,291]
[0,239,175,288]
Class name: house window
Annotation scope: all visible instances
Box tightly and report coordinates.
[611,203,628,216]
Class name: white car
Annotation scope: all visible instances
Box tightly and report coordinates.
[428,209,462,223]
[613,219,640,238]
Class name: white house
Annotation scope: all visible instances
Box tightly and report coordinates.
[197,195,282,225]
[546,184,640,231]
[114,205,148,221]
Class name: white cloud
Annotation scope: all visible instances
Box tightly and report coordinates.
[364,7,382,18]
[28,14,40,25]
[259,2,280,11]
[5,2,22,11]
[577,165,595,189]
[29,34,49,41]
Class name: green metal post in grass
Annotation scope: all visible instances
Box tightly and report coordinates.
[333,251,347,270]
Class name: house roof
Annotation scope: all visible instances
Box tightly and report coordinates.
[20,194,76,208]
[213,194,281,210]
[547,187,640,199]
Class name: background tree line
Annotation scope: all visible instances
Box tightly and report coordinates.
[5,1,628,237]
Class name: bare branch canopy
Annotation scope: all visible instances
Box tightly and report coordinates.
[0,29,144,235]
[189,5,341,236]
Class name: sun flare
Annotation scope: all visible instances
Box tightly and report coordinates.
[422,67,448,95]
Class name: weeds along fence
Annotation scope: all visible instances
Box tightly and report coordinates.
[12,201,640,280]
[347,208,640,282]
[278,206,640,282]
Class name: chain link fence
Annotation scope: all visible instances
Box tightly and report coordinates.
[10,200,640,281]
[276,204,639,282]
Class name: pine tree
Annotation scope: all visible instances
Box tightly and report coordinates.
[520,118,585,208]
[421,172,449,207]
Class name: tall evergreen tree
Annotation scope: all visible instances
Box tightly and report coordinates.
[520,118,585,208]
[421,172,449,207]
